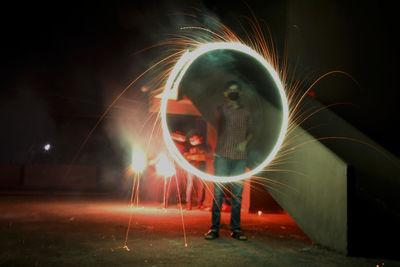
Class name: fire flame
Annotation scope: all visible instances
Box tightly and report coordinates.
[155,153,175,177]
[131,148,146,173]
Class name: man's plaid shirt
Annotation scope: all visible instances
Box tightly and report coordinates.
[214,102,252,160]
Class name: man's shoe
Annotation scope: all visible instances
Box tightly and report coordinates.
[231,229,247,241]
[204,229,219,240]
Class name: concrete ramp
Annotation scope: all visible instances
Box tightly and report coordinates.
[295,97,400,258]
[161,67,400,256]
[179,88,400,257]
[261,125,349,253]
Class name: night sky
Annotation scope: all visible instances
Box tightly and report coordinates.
[1,0,399,164]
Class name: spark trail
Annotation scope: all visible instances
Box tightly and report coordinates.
[72,7,369,250]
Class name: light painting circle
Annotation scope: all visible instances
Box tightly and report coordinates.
[160,42,289,183]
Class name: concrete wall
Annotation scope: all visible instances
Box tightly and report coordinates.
[296,97,400,257]
[24,164,97,190]
[0,164,97,191]
[0,165,22,189]
[284,0,400,258]
[299,98,400,209]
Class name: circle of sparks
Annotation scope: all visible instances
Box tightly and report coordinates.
[161,42,289,183]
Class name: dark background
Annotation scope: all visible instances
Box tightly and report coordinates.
[0,0,398,165]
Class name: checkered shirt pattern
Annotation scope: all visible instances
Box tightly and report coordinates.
[214,102,251,160]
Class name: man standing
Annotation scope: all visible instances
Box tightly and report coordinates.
[204,81,252,241]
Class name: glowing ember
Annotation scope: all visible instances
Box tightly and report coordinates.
[131,148,146,173]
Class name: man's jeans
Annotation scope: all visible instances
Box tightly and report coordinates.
[211,155,246,232]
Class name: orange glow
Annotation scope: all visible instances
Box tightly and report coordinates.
[131,148,146,173]
[155,153,175,177]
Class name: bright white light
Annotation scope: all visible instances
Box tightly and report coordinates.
[155,153,175,177]
[160,42,289,183]
[44,144,51,151]
[132,148,146,173]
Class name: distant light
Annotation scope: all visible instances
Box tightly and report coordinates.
[44,144,51,151]
[258,211,262,216]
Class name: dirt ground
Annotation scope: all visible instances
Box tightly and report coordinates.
[0,194,398,267]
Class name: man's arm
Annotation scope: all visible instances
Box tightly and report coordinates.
[215,105,222,134]
[236,134,253,153]
[236,110,253,153]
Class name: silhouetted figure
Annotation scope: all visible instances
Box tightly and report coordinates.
[184,131,211,210]
[205,81,253,241]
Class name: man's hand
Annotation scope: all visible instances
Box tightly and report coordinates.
[236,141,247,153]
[236,133,253,153]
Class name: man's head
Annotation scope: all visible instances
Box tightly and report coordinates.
[224,81,242,101]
